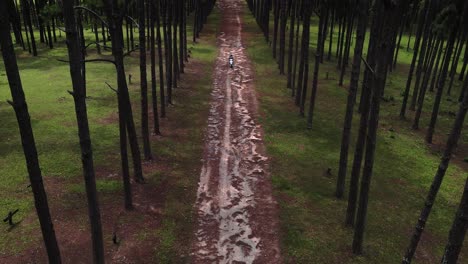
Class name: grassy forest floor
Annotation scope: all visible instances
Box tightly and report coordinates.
[1,1,468,263]
[0,10,220,264]
[241,2,468,264]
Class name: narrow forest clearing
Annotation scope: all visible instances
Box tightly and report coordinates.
[191,0,281,262]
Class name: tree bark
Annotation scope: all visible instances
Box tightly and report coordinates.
[139,0,152,160]
[353,0,399,254]
[336,0,369,199]
[61,0,104,262]
[0,3,61,262]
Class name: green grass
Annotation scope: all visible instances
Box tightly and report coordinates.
[0,11,218,261]
[0,33,122,254]
[243,4,468,264]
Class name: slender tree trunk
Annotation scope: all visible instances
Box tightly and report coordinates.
[306,3,323,129]
[104,0,146,184]
[150,1,161,135]
[173,9,179,86]
[62,0,104,262]
[441,172,468,263]
[328,9,335,61]
[346,2,380,226]
[272,0,280,59]
[0,4,61,262]
[337,14,346,68]
[459,45,468,81]
[299,5,311,116]
[295,18,306,107]
[278,0,287,74]
[353,1,398,253]
[286,0,296,88]
[336,0,369,199]
[291,12,300,97]
[179,0,185,73]
[166,5,173,104]
[118,101,133,210]
[393,14,406,69]
[155,0,166,118]
[339,11,355,86]
[138,0,152,160]
[94,22,101,54]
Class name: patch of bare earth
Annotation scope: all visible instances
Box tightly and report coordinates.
[190,0,281,263]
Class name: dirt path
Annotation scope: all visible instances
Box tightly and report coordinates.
[191,0,281,263]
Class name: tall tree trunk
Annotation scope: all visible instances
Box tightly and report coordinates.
[336,0,369,199]
[62,0,104,262]
[339,10,355,86]
[173,7,179,86]
[0,3,61,262]
[278,0,287,74]
[306,2,324,129]
[165,4,173,104]
[459,44,468,81]
[441,172,468,263]
[299,3,311,116]
[346,1,380,226]
[103,0,146,184]
[138,0,152,160]
[393,14,407,69]
[291,11,300,97]
[117,101,133,210]
[286,0,296,88]
[179,0,185,73]
[353,1,399,254]
[328,8,335,61]
[94,21,101,54]
[272,0,280,59]
[155,0,166,118]
[150,1,161,135]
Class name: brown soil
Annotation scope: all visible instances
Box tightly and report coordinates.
[190,0,282,263]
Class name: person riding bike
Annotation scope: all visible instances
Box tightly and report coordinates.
[229,54,234,69]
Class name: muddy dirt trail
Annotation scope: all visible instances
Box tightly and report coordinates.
[191,0,281,263]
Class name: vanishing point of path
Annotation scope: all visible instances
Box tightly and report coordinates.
[191,0,282,263]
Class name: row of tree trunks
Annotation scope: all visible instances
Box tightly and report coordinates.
[247,0,468,259]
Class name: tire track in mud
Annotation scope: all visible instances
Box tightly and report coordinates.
[191,0,281,263]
